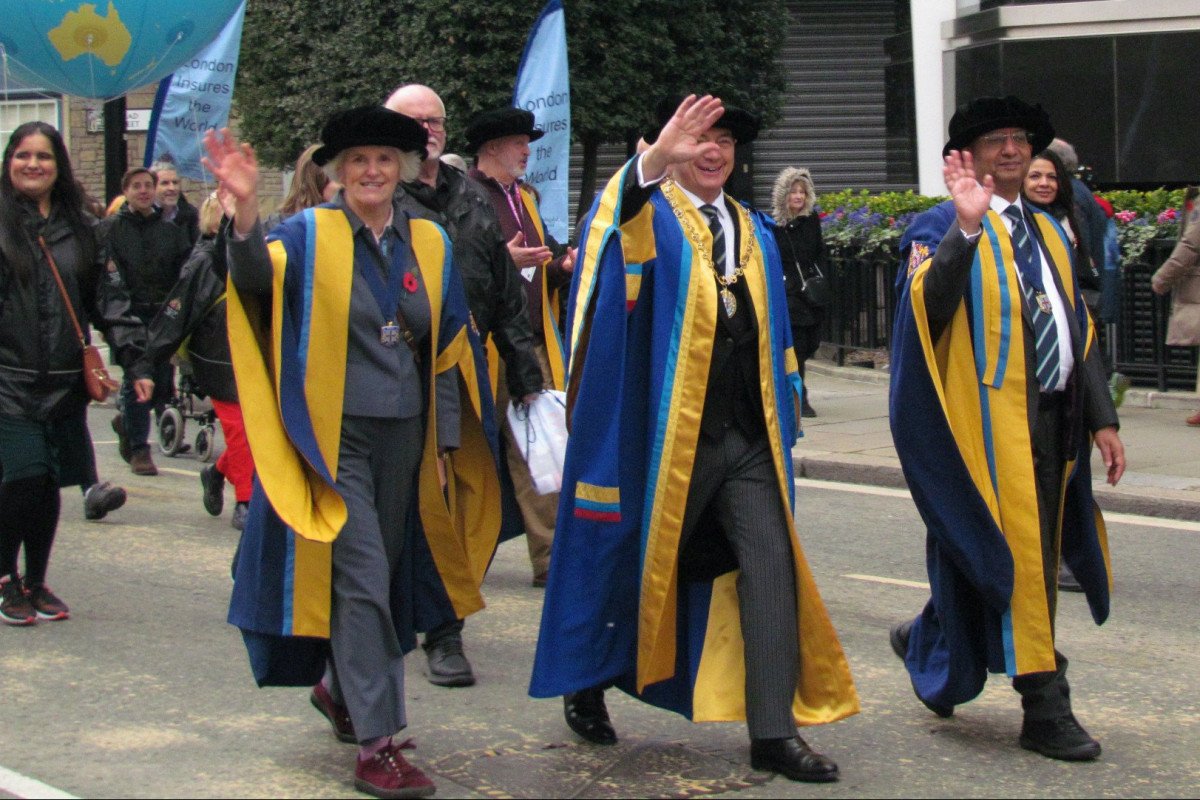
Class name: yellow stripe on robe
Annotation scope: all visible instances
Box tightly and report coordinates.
[519,186,566,391]
[905,210,1102,675]
[411,219,488,618]
[636,185,860,724]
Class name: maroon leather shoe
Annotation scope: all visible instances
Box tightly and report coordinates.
[354,742,436,799]
[310,682,356,743]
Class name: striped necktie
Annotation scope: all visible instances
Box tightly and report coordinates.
[1003,205,1060,391]
[700,204,726,274]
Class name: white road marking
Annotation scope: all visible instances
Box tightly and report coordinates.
[795,478,1200,532]
[795,477,910,498]
[0,765,78,799]
[843,573,930,590]
[157,466,200,477]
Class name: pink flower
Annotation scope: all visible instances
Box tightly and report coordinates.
[1115,210,1137,224]
[1157,208,1178,224]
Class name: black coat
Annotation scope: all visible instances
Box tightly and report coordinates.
[396,163,544,398]
[101,203,193,320]
[774,214,826,329]
[133,231,236,402]
[0,197,143,420]
[166,194,202,246]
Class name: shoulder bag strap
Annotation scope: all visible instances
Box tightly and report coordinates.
[37,236,88,348]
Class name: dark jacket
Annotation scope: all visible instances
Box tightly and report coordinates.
[102,203,193,321]
[396,163,543,398]
[773,214,826,329]
[0,197,143,419]
[164,194,201,246]
[132,230,236,401]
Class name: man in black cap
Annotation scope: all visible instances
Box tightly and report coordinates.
[385,84,546,689]
[466,105,574,590]
[529,95,859,783]
[890,96,1126,761]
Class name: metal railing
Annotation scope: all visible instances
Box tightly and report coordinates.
[814,239,1199,390]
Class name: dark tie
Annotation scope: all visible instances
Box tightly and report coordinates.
[1003,205,1060,391]
[700,204,726,275]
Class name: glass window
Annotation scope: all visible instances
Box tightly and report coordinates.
[0,98,62,145]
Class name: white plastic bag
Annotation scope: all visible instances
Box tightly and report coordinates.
[507,390,568,494]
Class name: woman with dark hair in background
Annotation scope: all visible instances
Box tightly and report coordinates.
[0,122,142,624]
[1024,149,1101,307]
[772,166,826,417]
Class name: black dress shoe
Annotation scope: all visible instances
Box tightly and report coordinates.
[750,736,839,783]
[423,631,476,687]
[888,621,954,718]
[1057,563,1084,593]
[1020,713,1101,761]
[801,401,818,418]
[563,688,617,745]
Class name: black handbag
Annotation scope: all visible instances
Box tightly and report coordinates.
[797,262,831,307]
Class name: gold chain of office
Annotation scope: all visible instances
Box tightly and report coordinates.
[662,179,756,287]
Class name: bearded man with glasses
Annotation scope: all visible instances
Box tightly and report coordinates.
[890,95,1125,761]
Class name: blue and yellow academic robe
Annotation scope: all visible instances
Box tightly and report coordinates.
[529,160,860,726]
[225,207,502,686]
[892,200,1113,707]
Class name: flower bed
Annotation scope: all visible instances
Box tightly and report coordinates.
[815,187,1188,266]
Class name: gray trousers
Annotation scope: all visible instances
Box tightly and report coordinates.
[324,415,424,743]
[680,425,801,740]
[1011,391,1072,719]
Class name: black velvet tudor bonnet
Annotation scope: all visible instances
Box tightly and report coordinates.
[311,106,428,166]
[942,95,1055,157]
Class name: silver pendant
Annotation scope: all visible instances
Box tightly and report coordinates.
[1035,291,1052,314]
[721,288,737,317]
[380,323,401,347]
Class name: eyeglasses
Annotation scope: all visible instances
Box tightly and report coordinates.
[412,116,446,132]
[978,130,1035,149]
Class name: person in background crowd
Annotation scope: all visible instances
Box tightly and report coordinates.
[1022,148,1096,594]
[387,84,546,690]
[892,96,1124,762]
[531,95,858,783]
[264,144,339,231]
[152,160,200,245]
[60,179,129,521]
[0,122,143,625]
[204,106,502,800]
[1023,149,1099,308]
[771,166,825,418]
[439,152,468,172]
[104,167,193,476]
[1151,192,1200,426]
[130,190,254,530]
[1046,139,1107,295]
[466,105,576,588]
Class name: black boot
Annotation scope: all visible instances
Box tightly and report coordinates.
[563,688,617,745]
[1020,713,1101,761]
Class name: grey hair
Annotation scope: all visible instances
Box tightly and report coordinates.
[322,147,422,185]
[771,166,817,221]
[149,160,178,175]
[1047,138,1079,172]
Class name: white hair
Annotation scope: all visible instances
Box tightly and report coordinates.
[322,147,422,185]
[1047,138,1079,172]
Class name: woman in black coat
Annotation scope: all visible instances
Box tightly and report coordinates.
[0,122,142,625]
[772,166,826,417]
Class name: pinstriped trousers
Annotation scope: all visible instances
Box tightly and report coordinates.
[680,424,801,740]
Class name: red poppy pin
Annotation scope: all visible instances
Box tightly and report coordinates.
[403,272,419,293]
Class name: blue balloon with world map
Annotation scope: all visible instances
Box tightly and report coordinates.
[0,0,243,99]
